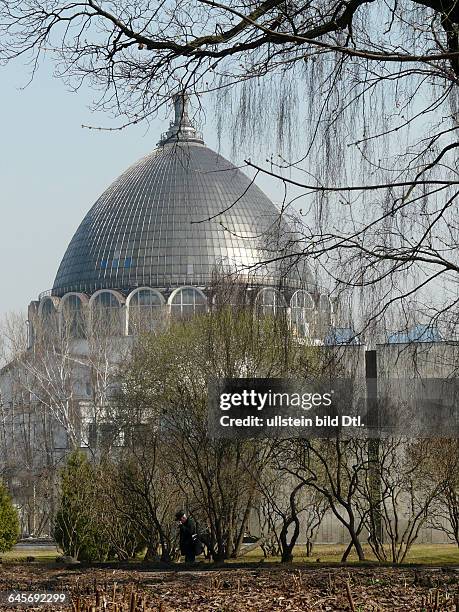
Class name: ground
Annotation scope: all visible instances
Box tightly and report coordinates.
[1,543,458,611]
[0,564,458,611]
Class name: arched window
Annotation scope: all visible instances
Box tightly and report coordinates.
[34,296,59,340]
[127,288,165,334]
[39,297,60,335]
[90,290,124,336]
[255,288,287,317]
[169,287,207,319]
[319,294,332,312]
[290,290,314,337]
[39,297,59,317]
[60,294,87,339]
[319,293,334,326]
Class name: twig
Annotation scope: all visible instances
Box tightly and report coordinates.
[345,580,356,612]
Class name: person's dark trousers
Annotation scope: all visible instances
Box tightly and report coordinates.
[185,552,196,563]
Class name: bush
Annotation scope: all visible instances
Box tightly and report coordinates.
[54,451,110,562]
[55,451,145,562]
[0,481,20,553]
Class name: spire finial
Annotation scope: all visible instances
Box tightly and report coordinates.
[159,91,204,146]
[172,92,192,128]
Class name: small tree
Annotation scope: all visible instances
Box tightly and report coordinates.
[0,481,20,553]
[54,451,109,561]
[424,439,459,548]
[276,436,372,562]
[101,442,179,563]
[357,438,449,563]
[254,458,328,562]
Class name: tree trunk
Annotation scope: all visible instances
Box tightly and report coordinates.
[213,519,226,562]
[281,549,294,563]
[279,516,300,564]
[232,499,252,558]
[352,535,365,561]
[143,538,160,562]
[341,540,353,562]
[341,530,365,562]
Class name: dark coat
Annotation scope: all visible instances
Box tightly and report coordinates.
[179,516,198,556]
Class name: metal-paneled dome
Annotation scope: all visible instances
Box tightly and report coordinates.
[52,96,312,297]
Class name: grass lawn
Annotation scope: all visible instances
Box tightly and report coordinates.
[230,543,459,565]
[1,545,60,564]
[284,544,459,565]
[2,542,458,566]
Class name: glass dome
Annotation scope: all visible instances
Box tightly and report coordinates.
[52,96,313,297]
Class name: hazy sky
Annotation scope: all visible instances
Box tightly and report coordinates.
[0,58,285,322]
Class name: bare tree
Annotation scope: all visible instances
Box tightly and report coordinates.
[100,423,182,563]
[253,447,328,562]
[277,437,375,561]
[424,439,459,547]
[0,313,62,535]
[356,438,449,563]
[0,305,131,534]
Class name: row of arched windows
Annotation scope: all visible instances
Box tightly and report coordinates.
[38,287,333,339]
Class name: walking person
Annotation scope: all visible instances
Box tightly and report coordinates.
[175,510,203,563]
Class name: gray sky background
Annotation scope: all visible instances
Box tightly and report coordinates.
[0,58,286,323]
